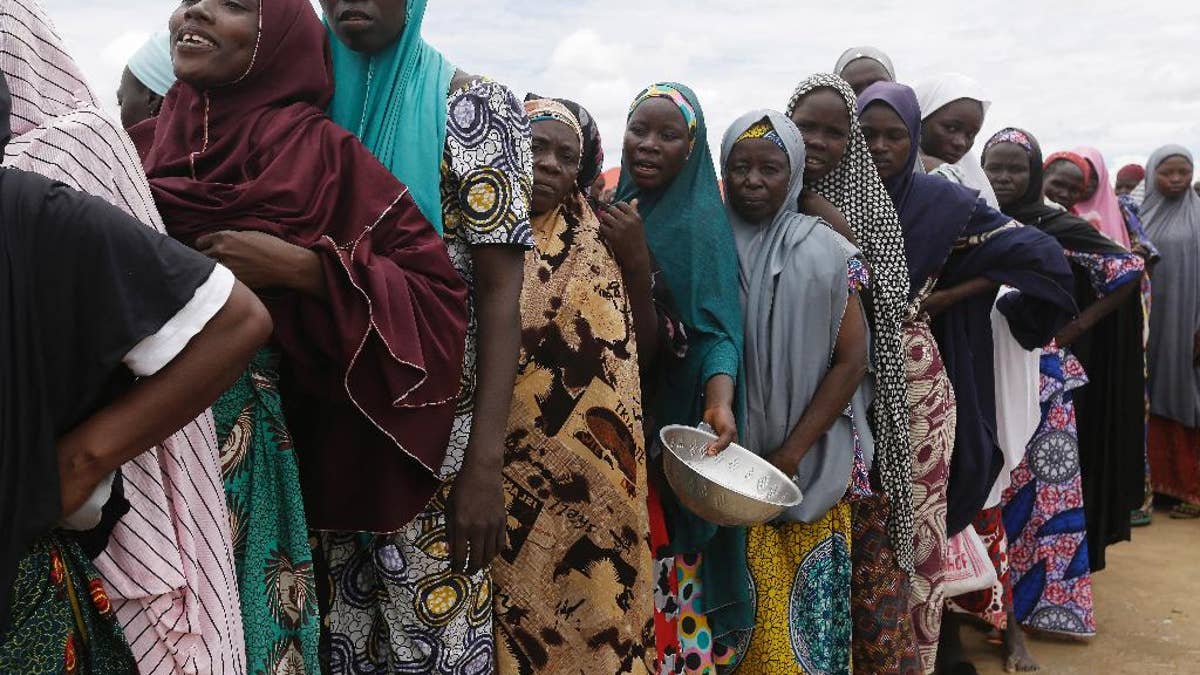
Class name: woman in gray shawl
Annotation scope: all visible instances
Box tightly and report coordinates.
[721,109,875,672]
[1143,145,1200,517]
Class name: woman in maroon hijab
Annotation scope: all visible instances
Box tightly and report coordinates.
[135,0,469,671]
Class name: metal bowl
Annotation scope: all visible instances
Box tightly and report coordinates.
[659,424,803,527]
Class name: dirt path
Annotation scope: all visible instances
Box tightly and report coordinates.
[965,510,1200,674]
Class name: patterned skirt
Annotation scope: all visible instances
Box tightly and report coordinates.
[1149,414,1200,505]
[317,483,494,674]
[945,507,1012,631]
[850,495,921,675]
[902,322,957,673]
[1001,352,1095,638]
[215,347,320,674]
[737,503,853,675]
[0,533,134,674]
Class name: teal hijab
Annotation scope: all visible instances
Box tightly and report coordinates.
[326,0,455,233]
[615,82,752,648]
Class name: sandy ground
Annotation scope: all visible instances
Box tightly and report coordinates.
[964,510,1200,674]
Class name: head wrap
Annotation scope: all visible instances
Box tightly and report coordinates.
[785,73,915,571]
[722,109,874,525]
[913,73,998,208]
[1116,163,1145,183]
[1142,145,1200,426]
[615,81,752,647]
[834,46,896,80]
[126,31,175,97]
[523,98,582,148]
[629,82,698,152]
[525,94,604,192]
[1043,151,1094,187]
[1070,147,1132,247]
[733,118,786,153]
[143,0,469,531]
[327,0,456,233]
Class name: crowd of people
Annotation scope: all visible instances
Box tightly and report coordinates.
[1,0,1196,674]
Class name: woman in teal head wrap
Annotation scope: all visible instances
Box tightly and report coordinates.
[613,82,753,670]
[319,1,534,671]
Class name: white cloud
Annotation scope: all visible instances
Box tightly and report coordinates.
[36,0,1200,177]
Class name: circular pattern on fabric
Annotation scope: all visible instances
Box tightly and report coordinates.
[1029,430,1079,483]
[458,167,513,233]
[415,571,470,627]
[373,541,409,584]
[787,533,851,672]
[338,547,380,610]
[448,94,488,146]
[1028,606,1088,634]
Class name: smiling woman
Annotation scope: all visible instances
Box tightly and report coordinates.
[169,0,260,88]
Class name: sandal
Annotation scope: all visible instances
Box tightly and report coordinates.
[1169,503,1200,519]
[1131,509,1153,527]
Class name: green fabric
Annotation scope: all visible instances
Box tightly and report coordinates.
[216,348,319,674]
[615,82,752,646]
[0,533,134,674]
[326,0,455,234]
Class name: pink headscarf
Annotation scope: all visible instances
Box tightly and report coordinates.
[1072,147,1132,247]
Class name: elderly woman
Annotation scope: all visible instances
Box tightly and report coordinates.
[490,98,654,674]
[136,0,470,672]
[721,109,876,674]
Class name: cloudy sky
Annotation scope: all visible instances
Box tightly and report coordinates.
[42,0,1200,176]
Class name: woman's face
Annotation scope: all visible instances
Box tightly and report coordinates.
[982,142,1031,209]
[321,0,408,54]
[169,0,260,89]
[858,102,911,181]
[623,98,691,191]
[1043,160,1087,210]
[840,58,891,95]
[530,120,581,216]
[725,138,791,224]
[789,88,849,183]
[919,98,984,165]
[1155,155,1195,199]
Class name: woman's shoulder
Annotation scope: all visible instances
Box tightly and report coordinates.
[447,71,524,115]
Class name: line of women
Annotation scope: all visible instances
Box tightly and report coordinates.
[2,2,1194,673]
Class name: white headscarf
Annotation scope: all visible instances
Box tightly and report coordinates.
[914,73,999,208]
[834,46,896,80]
[126,31,175,97]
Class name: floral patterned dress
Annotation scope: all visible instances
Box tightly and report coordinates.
[996,247,1143,638]
[319,78,533,674]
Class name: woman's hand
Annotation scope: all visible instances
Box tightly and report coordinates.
[197,231,327,299]
[765,448,802,478]
[598,200,651,275]
[919,289,954,318]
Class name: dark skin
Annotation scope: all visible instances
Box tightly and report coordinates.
[1114,177,1139,197]
[61,282,271,514]
[1043,160,1087,211]
[612,97,737,454]
[530,119,581,217]
[169,0,260,90]
[1151,155,1200,365]
[789,88,849,184]
[984,144,1138,350]
[318,0,519,574]
[173,0,516,575]
[725,138,868,475]
[839,57,891,96]
[320,0,407,55]
[116,67,164,129]
[919,98,984,169]
[859,102,911,182]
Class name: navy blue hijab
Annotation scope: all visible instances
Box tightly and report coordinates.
[858,82,1077,535]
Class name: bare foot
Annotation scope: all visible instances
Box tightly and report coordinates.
[1002,612,1040,672]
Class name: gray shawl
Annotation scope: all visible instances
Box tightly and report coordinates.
[721,109,875,523]
[1143,145,1200,426]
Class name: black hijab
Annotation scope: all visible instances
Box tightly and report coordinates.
[0,71,217,631]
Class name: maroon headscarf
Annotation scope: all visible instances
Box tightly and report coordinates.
[141,0,469,529]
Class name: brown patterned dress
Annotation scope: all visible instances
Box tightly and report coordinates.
[492,193,656,673]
